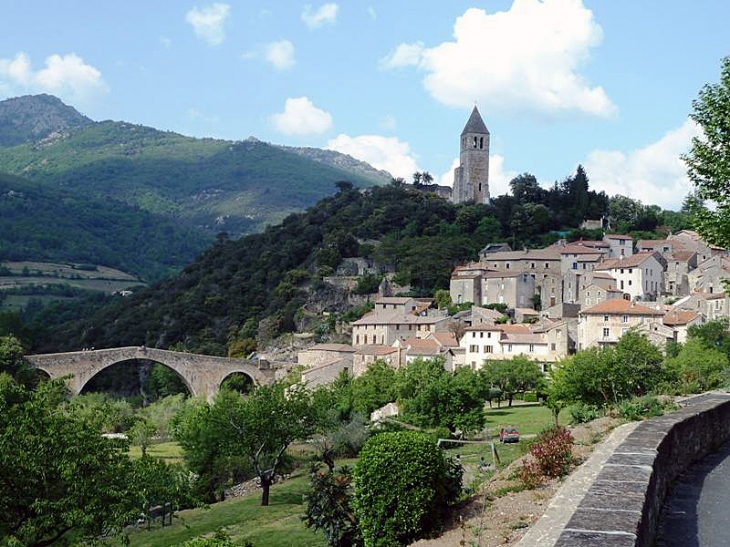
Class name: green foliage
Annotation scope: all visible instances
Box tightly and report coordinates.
[129,455,200,517]
[664,337,729,394]
[129,417,158,456]
[353,431,462,547]
[0,376,139,545]
[617,395,674,421]
[548,331,664,408]
[351,360,397,416]
[480,356,544,407]
[352,273,383,295]
[394,358,486,435]
[0,171,211,282]
[181,530,255,547]
[303,465,362,547]
[433,289,452,309]
[568,403,603,425]
[683,57,730,248]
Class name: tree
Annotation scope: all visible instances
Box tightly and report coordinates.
[351,360,397,416]
[303,465,362,547]
[664,338,729,394]
[0,376,138,545]
[480,356,543,407]
[683,57,730,248]
[433,289,452,309]
[353,431,462,547]
[225,383,319,506]
[129,417,158,457]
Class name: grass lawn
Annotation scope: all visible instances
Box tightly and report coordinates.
[120,469,325,547]
[128,441,184,464]
[483,402,565,436]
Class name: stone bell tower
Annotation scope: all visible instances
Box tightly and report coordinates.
[452,106,490,204]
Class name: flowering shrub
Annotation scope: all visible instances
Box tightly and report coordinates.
[519,425,575,488]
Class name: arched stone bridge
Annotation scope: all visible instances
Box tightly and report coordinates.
[26,346,276,400]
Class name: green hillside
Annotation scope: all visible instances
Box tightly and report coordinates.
[0,97,384,236]
[0,171,210,281]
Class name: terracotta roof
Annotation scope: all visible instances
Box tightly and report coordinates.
[355,345,400,356]
[352,313,448,326]
[580,299,664,316]
[596,252,661,270]
[663,310,701,326]
[592,272,615,279]
[428,332,459,347]
[401,338,443,355]
[498,324,533,334]
[465,323,503,332]
[576,240,610,248]
[604,234,633,240]
[502,333,546,345]
[306,344,356,353]
[670,251,697,262]
[637,239,671,250]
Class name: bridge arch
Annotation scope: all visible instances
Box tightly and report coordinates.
[26,347,275,401]
[80,357,195,398]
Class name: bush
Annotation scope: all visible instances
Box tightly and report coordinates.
[617,395,670,421]
[569,403,602,424]
[353,431,462,547]
[519,425,575,488]
[303,465,361,547]
[523,392,538,403]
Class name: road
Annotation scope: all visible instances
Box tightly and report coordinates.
[655,440,730,546]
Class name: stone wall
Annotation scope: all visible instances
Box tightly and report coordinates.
[554,392,730,546]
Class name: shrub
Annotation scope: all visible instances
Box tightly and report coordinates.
[353,431,462,547]
[519,425,575,488]
[569,403,602,424]
[617,395,670,421]
[303,465,361,547]
[523,392,538,403]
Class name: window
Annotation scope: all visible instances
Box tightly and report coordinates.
[507,344,513,352]
[628,280,632,286]
[544,263,549,269]
[603,315,609,322]
[487,332,492,338]
[603,328,610,337]
[469,345,478,352]
[551,343,556,351]
[531,262,536,269]
[629,269,633,274]
[480,332,484,338]
[622,315,629,323]
[620,269,624,274]
[529,344,535,352]
[572,262,578,270]
[356,335,360,344]
[485,346,493,353]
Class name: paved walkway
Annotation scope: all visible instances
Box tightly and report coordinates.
[514,421,640,547]
[656,440,730,547]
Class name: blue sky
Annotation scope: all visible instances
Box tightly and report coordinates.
[0,1,727,210]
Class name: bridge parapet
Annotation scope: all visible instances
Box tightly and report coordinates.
[26,346,277,400]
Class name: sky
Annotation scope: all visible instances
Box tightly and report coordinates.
[0,1,727,211]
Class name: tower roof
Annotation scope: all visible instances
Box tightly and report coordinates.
[461,106,489,136]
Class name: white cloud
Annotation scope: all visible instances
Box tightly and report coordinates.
[265,40,295,71]
[367,6,377,20]
[379,42,424,71]
[585,119,701,210]
[327,134,419,179]
[186,3,230,45]
[383,1,615,118]
[302,3,339,29]
[271,97,333,136]
[0,52,108,103]
[438,154,517,197]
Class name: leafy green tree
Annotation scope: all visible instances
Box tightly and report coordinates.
[129,417,158,457]
[353,431,461,547]
[548,331,664,407]
[351,360,397,416]
[433,289,452,309]
[224,383,319,506]
[303,465,362,547]
[0,376,138,545]
[664,337,729,394]
[687,318,730,356]
[683,57,730,248]
[480,356,543,407]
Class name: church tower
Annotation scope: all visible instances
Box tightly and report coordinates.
[452,106,490,204]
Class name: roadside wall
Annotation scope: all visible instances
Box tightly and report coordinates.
[555,392,730,547]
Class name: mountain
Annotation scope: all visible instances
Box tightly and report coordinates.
[0,95,386,236]
[0,170,211,281]
[0,94,92,147]
[277,143,392,185]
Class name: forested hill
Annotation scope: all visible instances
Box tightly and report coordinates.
[0,95,385,236]
[0,171,210,281]
[28,168,692,355]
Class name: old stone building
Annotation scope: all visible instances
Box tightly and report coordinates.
[452,106,490,204]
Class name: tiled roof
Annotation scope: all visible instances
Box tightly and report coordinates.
[502,333,546,345]
[663,310,701,326]
[580,299,664,316]
[355,345,400,356]
[306,344,356,353]
[596,252,660,270]
[461,106,489,135]
[429,332,459,347]
[670,251,697,262]
[401,338,443,355]
[604,234,633,240]
[375,297,413,304]
[352,312,448,326]
[557,244,605,255]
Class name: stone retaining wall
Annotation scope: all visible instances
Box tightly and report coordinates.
[555,392,730,547]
